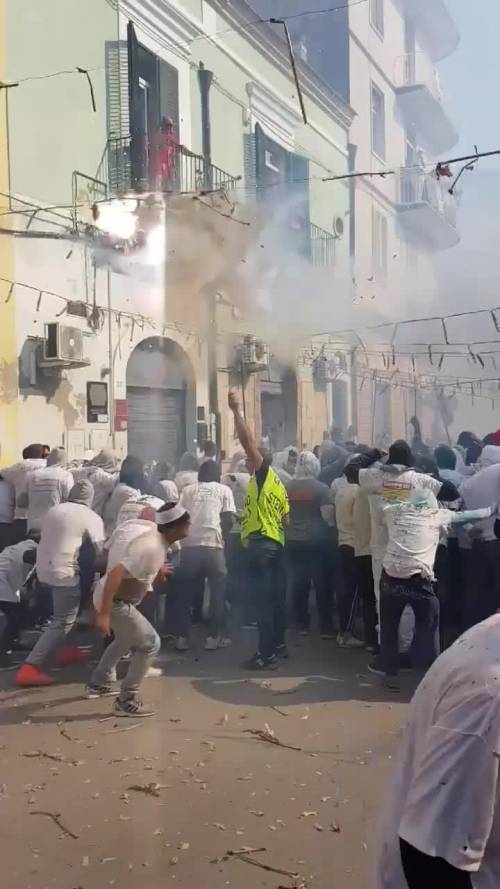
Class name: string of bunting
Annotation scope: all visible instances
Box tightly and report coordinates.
[0,275,203,344]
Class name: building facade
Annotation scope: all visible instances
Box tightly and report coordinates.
[250,0,461,446]
[0,0,352,465]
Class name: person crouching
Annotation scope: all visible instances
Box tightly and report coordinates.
[87,502,190,717]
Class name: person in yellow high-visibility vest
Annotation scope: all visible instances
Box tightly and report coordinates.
[228,391,289,670]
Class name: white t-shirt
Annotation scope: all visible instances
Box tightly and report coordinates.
[335,483,358,548]
[71,465,117,517]
[376,613,500,889]
[0,540,37,603]
[103,483,140,536]
[359,466,442,560]
[116,496,164,527]
[221,472,250,533]
[93,520,165,610]
[0,479,15,524]
[2,459,46,520]
[382,504,454,579]
[460,464,500,544]
[36,502,104,587]
[26,466,74,532]
[175,470,198,495]
[180,482,235,548]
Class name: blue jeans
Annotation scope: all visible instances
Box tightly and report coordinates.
[380,571,440,676]
[246,536,286,658]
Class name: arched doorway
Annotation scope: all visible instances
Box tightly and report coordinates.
[126,336,195,463]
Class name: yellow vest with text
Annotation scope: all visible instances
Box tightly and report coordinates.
[241,467,289,546]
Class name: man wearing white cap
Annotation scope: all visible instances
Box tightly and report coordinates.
[87,501,190,717]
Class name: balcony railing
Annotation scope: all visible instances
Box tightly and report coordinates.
[400,169,456,228]
[310,222,337,267]
[96,134,240,197]
[394,52,442,102]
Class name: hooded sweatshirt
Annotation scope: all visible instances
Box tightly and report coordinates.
[359,463,442,560]
[318,442,348,486]
[36,481,104,586]
[286,451,333,543]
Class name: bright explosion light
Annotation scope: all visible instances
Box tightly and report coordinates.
[146,224,166,264]
[95,200,138,240]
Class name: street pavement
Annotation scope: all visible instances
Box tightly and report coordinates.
[0,629,415,889]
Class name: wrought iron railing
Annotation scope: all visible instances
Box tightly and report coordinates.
[95,134,240,196]
[310,222,337,267]
[399,168,457,228]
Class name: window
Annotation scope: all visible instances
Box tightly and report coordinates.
[370,0,384,37]
[371,82,386,160]
[372,207,388,277]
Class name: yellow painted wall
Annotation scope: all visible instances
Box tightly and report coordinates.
[0,0,19,465]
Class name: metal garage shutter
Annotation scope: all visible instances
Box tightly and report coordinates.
[127,387,186,464]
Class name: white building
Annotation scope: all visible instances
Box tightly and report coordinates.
[252,0,461,445]
[0,0,352,464]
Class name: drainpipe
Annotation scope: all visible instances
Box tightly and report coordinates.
[198,62,213,189]
[197,65,220,451]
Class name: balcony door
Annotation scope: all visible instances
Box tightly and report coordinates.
[127,21,179,191]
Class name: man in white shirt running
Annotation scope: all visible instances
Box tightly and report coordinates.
[375,610,500,889]
[88,502,190,717]
[24,448,73,536]
[169,460,235,652]
[15,479,105,686]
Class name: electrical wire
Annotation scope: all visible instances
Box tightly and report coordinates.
[188,0,368,45]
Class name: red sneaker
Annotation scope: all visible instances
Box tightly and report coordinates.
[56,645,93,667]
[15,664,55,687]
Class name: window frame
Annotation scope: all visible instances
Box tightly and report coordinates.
[372,206,388,279]
[370,80,386,162]
[370,0,384,39]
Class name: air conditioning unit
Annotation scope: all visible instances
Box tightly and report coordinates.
[313,355,334,386]
[41,323,89,367]
[235,336,270,373]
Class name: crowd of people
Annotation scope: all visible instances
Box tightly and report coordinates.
[0,408,500,717]
[4,408,500,883]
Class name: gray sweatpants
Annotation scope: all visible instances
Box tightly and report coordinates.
[26,583,80,667]
[91,600,160,701]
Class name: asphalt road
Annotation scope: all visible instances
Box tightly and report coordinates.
[0,630,415,889]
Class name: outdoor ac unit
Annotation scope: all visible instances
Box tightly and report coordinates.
[313,355,334,385]
[235,336,270,373]
[41,323,89,367]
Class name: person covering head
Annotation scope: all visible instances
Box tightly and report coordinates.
[457,430,480,449]
[119,455,146,491]
[388,439,414,468]
[90,448,117,474]
[294,450,320,480]
[22,444,45,460]
[46,447,67,467]
[434,444,457,471]
[68,479,94,508]
[178,452,199,472]
[198,460,221,483]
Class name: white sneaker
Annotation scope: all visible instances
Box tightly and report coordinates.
[175,637,190,652]
[205,636,232,651]
[146,666,163,678]
[337,632,364,649]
